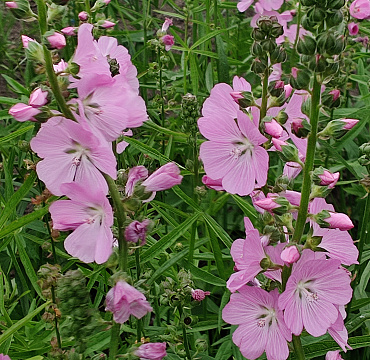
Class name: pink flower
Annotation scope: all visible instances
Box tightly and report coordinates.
[341,118,359,130]
[9,103,40,122]
[105,281,153,323]
[141,163,183,192]
[191,289,211,301]
[326,351,344,360]
[61,27,77,36]
[29,88,48,107]
[134,343,167,360]
[328,309,352,352]
[254,197,280,212]
[257,0,285,11]
[329,89,340,102]
[47,32,66,49]
[291,67,298,79]
[230,91,244,101]
[125,219,152,244]
[0,354,11,360]
[278,250,352,337]
[30,116,116,196]
[199,110,268,196]
[284,84,293,98]
[223,287,292,360]
[78,11,88,21]
[161,18,173,32]
[237,0,253,12]
[319,170,340,188]
[101,20,116,28]
[271,138,288,151]
[280,246,300,264]
[202,175,224,191]
[348,22,360,36]
[21,35,35,48]
[350,0,370,20]
[264,119,284,138]
[125,166,148,196]
[53,59,68,72]
[50,182,114,264]
[323,212,354,231]
[5,2,18,8]
[161,34,174,51]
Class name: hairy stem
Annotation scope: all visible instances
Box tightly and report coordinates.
[259,69,269,124]
[292,335,305,360]
[292,75,321,243]
[291,2,302,67]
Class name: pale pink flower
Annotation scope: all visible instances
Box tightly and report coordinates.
[223,287,292,360]
[161,34,174,51]
[134,343,167,360]
[269,63,282,81]
[191,289,210,301]
[264,119,284,138]
[47,32,66,49]
[101,20,116,28]
[53,59,68,73]
[5,2,17,8]
[161,18,173,32]
[29,88,48,107]
[30,116,116,196]
[0,354,11,360]
[326,351,344,360]
[125,219,152,244]
[21,35,35,48]
[9,103,40,122]
[125,166,149,196]
[141,163,183,192]
[78,11,88,21]
[199,109,268,196]
[105,281,153,323]
[61,27,77,36]
[319,170,340,188]
[50,182,114,264]
[328,309,352,352]
[350,0,370,19]
[278,250,352,337]
[254,197,280,212]
[280,246,300,264]
[257,0,284,11]
[202,175,224,191]
[349,22,359,36]
[237,0,253,12]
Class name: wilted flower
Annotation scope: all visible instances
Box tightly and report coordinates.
[191,289,210,301]
[161,17,173,32]
[125,219,152,244]
[105,281,153,323]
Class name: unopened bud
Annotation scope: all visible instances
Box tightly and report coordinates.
[264,118,284,138]
[326,10,344,28]
[291,118,311,138]
[297,36,317,55]
[314,210,354,231]
[290,67,310,90]
[251,58,268,74]
[281,246,300,264]
[78,11,88,21]
[318,119,359,139]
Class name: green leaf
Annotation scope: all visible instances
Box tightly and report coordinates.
[0,125,34,145]
[189,53,199,95]
[202,213,233,248]
[190,29,225,50]
[346,311,370,334]
[0,96,20,105]
[231,194,259,227]
[351,298,370,312]
[0,301,51,346]
[215,35,229,84]
[0,171,37,230]
[129,212,200,267]
[1,75,29,95]
[172,186,201,211]
[188,263,226,287]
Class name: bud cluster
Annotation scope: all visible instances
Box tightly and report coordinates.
[251,16,287,76]
[181,93,200,135]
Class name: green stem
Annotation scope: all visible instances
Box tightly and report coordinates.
[259,69,269,124]
[291,75,321,243]
[183,13,189,94]
[291,2,302,67]
[109,322,120,360]
[182,324,192,360]
[35,0,47,35]
[292,335,305,360]
[85,0,92,18]
[51,286,62,349]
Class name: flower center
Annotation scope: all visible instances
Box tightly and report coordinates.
[297,281,319,302]
[230,138,254,159]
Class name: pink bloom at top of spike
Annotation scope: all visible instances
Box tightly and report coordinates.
[50,182,114,264]
[161,34,174,51]
[348,22,359,36]
[350,0,370,20]
[30,116,116,196]
[202,175,224,191]
[47,32,66,49]
[134,342,167,360]
[125,219,152,244]
[223,287,292,360]
[9,103,40,122]
[125,166,149,196]
[71,74,147,141]
[105,281,153,323]
[278,249,353,337]
[141,163,183,192]
[319,170,340,188]
[161,18,173,32]
[227,228,266,292]
[326,351,344,360]
[199,110,268,196]
[29,88,48,107]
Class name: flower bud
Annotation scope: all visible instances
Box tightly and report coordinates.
[268,80,284,97]
[261,39,277,53]
[291,118,311,138]
[318,118,359,139]
[270,47,287,65]
[161,34,175,51]
[272,139,301,163]
[348,22,359,36]
[5,2,18,8]
[9,103,40,122]
[326,10,343,28]
[308,6,326,23]
[314,210,354,231]
[301,14,316,32]
[251,28,265,41]
[251,58,268,74]
[191,289,210,302]
[29,88,48,107]
[5,0,36,20]
[99,20,116,28]
[281,246,300,264]
[251,42,264,57]
[254,196,291,216]
[124,219,152,245]
[308,54,328,73]
[297,36,317,55]
[290,67,311,90]
[264,119,284,138]
[61,26,77,36]
[313,168,340,188]
[322,89,341,108]
[327,0,345,9]
[276,110,288,125]
[46,31,66,49]
[78,11,88,21]
[301,0,316,6]
[270,22,284,38]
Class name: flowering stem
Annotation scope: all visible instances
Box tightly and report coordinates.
[85,0,92,19]
[291,75,321,243]
[109,322,120,360]
[292,335,305,360]
[291,1,302,67]
[103,174,128,272]
[259,69,269,123]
